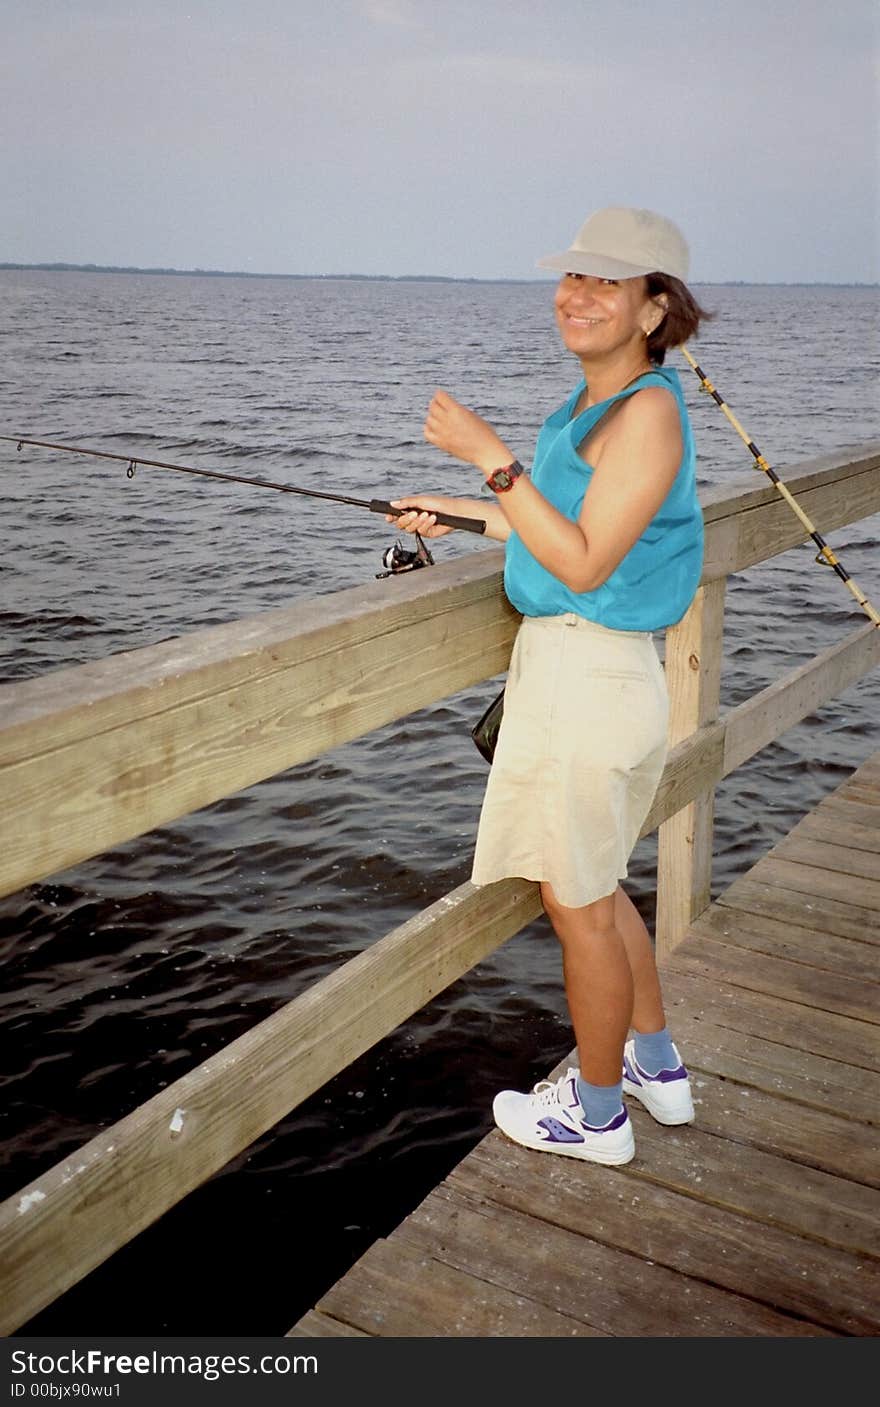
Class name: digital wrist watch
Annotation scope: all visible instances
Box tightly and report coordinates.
[485,459,524,493]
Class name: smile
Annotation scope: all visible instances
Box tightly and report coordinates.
[565,316,603,326]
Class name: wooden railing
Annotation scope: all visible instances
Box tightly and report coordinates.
[1,441,878,1333]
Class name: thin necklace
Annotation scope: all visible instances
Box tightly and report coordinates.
[577,364,654,414]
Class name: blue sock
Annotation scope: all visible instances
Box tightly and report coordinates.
[634,1026,678,1076]
[575,1076,623,1129]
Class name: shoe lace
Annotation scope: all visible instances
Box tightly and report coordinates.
[529,1068,578,1108]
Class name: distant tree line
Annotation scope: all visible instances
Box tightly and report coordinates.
[0,262,874,287]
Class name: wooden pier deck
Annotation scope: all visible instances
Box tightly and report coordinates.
[290,749,880,1339]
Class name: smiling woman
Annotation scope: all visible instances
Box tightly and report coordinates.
[556,270,709,372]
[386,206,712,1168]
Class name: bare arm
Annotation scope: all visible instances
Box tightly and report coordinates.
[387,390,517,542]
[571,388,683,590]
[387,492,511,542]
[407,387,682,591]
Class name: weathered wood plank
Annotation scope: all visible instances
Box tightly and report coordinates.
[811,796,880,832]
[730,468,880,577]
[785,809,880,858]
[661,1012,879,1126]
[392,1185,834,1336]
[699,444,880,524]
[678,1066,878,1186]
[624,1111,877,1257]
[309,1234,603,1338]
[0,876,543,1335]
[0,551,513,756]
[644,630,879,860]
[0,554,520,898]
[839,780,880,806]
[664,931,878,1023]
[771,834,879,883]
[700,449,880,581]
[744,856,880,915]
[646,628,880,845]
[285,1311,368,1338]
[721,623,880,777]
[717,876,880,945]
[656,578,726,958]
[689,901,880,986]
[659,967,879,1072]
[448,1137,879,1334]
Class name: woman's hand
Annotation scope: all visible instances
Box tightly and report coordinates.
[386,495,456,539]
[424,389,514,473]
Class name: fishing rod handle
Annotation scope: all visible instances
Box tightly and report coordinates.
[369,499,487,535]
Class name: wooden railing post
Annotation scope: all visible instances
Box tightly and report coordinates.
[655,577,727,960]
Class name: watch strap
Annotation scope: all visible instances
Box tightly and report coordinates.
[486,459,524,493]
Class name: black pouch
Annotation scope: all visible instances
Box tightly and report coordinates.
[471,687,505,765]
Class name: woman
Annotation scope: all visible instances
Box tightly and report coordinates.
[389,207,710,1166]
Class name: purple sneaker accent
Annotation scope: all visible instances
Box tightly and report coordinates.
[582,1106,629,1134]
[625,1052,688,1085]
[650,1064,688,1084]
[622,1040,695,1126]
[537,1116,585,1144]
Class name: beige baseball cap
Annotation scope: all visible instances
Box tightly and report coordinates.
[538,206,690,281]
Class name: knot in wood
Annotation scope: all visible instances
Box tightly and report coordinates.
[688,652,700,671]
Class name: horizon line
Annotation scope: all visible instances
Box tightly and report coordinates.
[1,260,877,288]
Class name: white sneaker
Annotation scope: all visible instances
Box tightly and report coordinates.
[622,1040,695,1125]
[493,1067,635,1165]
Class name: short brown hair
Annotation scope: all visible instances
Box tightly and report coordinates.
[644,274,713,365]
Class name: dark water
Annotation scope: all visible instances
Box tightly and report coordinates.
[1,272,878,1334]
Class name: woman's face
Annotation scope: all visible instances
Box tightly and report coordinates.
[554,273,663,361]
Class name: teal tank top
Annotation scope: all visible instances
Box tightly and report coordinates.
[503,365,704,632]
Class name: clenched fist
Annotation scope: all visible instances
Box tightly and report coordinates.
[424,389,514,474]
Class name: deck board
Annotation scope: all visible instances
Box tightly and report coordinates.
[772,832,880,881]
[665,931,876,1021]
[688,902,879,985]
[744,855,880,913]
[651,1009,879,1125]
[716,877,879,945]
[786,811,880,857]
[289,750,880,1338]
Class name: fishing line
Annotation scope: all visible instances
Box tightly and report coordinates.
[0,434,487,538]
[680,347,879,628]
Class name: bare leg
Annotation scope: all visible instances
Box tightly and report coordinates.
[541,881,632,1086]
[541,881,668,1086]
[612,885,667,1035]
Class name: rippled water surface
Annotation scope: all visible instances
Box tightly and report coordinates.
[1,272,878,1333]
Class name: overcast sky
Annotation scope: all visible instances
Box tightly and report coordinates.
[3,0,878,282]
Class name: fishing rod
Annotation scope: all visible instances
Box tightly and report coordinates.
[0,435,488,549]
[680,347,880,628]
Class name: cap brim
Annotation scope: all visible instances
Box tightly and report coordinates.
[536,250,656,279]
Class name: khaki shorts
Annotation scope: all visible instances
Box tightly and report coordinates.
[471,612,670,908]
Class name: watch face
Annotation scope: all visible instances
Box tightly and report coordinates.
[489,461,522,491]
